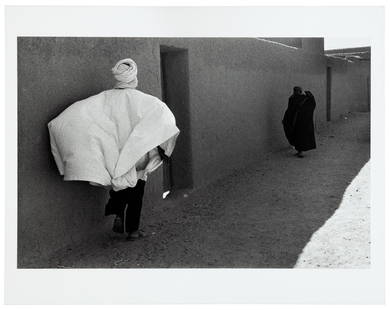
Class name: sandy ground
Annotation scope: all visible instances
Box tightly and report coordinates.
[295,160,370,268]
[47,112,370,268]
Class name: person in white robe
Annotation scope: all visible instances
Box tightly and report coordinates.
[48,58,179,240]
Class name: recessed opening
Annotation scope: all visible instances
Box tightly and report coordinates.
[160,45,193,197]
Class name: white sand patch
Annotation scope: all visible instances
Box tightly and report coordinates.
[295,161,370,268]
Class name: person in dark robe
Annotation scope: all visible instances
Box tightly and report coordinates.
[282,86,316,158]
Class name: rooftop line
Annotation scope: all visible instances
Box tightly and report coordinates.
[254,38,299,50]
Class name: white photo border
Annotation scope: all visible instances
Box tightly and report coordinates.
[4,5,385,305]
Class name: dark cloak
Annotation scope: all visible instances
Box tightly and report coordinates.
[282,92,316,152]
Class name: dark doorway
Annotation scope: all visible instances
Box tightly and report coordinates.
[160,46,192,194]
[326,66,332,121]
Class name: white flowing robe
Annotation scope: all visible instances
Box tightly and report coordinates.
[48,88,180,191]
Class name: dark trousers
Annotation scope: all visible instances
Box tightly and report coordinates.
[105,180,146,233]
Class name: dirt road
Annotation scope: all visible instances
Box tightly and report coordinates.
[295,160,370,268]
[48,112,370,268]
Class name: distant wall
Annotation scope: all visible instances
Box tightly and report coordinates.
[19,37,367,266]
[302,38,325,55]
[157,38,327,188]
[327,57,370,120]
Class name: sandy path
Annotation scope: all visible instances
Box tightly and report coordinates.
[295,161,370,268]
[45,112,370,268]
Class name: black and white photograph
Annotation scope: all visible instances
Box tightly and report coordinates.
[4,4,386,305]
[17,36,371,269]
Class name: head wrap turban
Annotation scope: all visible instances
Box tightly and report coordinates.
[112,58,138,89]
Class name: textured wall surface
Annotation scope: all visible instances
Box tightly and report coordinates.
[327,57,370,120]
[18,37,366,266]
[17,37,164,266]
[157,38,326,188]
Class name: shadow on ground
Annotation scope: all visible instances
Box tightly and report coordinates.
[43,112,370,268]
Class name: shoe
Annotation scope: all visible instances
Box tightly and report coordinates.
[112,216,124,233]
[295,152,304,158]
[126,230,145,241]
